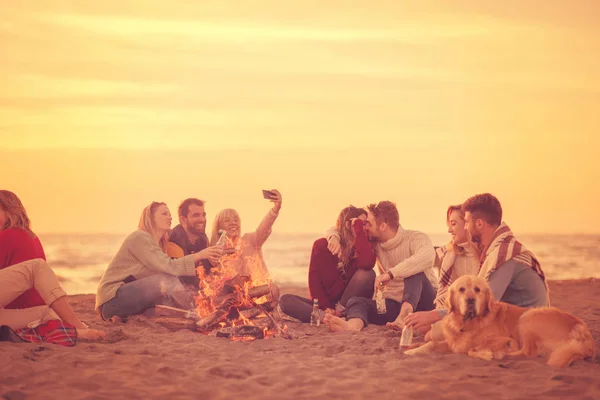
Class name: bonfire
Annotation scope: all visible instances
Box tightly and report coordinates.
[157,234,289,341]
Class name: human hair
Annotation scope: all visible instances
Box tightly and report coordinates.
[0,190,35,237]
[366,200,400,231]
[178,198,205,219]
[461,193,502,226]
[138,201,169,252]
[336,205,368,267]
[210,208,240,245]
[446,204,466,255]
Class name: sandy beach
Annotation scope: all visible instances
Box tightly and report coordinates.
[1,279,599,400]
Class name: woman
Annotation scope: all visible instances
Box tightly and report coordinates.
[403,204,480,334]
[209,190,283,283]
[96,202,223,320]
[279,205,376,322]
[0,190,46,309]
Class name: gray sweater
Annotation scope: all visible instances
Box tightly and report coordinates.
[95,230,196,311]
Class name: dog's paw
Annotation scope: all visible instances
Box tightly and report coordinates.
[468,348,494,361]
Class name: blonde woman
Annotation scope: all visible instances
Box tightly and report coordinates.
[0,190,47,309]
[209,190,282,283]
[0,190,104,342]
[403,204,480,334]
[96,202,223,320]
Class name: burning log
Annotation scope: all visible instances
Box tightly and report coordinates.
[196,309,229,331]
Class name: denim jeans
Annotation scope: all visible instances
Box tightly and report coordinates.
[100,273,195,320]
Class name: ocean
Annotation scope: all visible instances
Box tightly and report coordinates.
[39,232,600,295]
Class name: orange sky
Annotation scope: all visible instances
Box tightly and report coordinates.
[1,1,599,235]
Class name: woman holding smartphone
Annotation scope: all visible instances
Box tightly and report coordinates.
[210,189,282,283]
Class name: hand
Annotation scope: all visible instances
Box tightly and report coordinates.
[327,235,342,258]
[404,310,441,334]
[195,246,224,264]
[269,189,282,213]
[374,273,391,291]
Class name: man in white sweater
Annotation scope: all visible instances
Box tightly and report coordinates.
[323,201,437,332]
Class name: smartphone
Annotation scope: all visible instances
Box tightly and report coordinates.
[262,189,276,199]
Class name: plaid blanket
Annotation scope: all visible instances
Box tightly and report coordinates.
[478,223,550,305]
[1,319,77,347]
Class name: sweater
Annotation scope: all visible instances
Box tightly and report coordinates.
[373,227,437,303]
[309,219,376,310]
[95,230,196,311]
[0,228,46,308]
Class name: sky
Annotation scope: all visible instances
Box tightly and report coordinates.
[1,1,599,235]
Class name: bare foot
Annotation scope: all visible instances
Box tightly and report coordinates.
[398,303,413,325]
[386,320,403,331]
[323,314,361,332]
[77,328,106,341]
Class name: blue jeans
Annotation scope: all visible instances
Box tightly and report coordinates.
[100,273,195,320]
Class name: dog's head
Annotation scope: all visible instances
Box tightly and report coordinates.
[446,275,494,321]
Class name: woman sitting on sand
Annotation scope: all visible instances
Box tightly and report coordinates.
[96,202,223,320]
[209,190,283,284]
[0,190,48,309]
[403,204,480,334]
[0,259,105,341]
[279,206,376,322]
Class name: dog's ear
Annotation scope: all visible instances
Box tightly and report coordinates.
[445,286,455,313]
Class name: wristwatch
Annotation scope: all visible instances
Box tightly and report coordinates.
[387,271,394,280]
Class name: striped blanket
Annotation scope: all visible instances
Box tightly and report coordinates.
[478,223,550,305]
[434,245,456,309]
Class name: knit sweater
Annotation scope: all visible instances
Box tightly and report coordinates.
[95,230,196,311]
[374,227,437,303]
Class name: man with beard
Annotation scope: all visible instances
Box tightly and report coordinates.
[462,193,549,307]
[169,198,215,286]
[323,201,437,332]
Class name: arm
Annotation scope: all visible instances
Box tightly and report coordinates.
[308,240,334,310]
[352,219,375,269]
[389,232,435,279]
[130,232,196,276]
[254,209,279,248]
[487,260,518,302]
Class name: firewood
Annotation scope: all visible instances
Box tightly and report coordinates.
[154,317,197,332]
[196,309,228,330]
[247,284,270,299]
[155,305,198,320]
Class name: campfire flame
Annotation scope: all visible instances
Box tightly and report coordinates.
[194,236,282,340]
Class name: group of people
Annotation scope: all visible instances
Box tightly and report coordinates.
[0,188,549,347]
[281,194,549,338]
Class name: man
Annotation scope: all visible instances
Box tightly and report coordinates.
[462,193,549,307]
[169,198,214,278]
[323,201,437,332]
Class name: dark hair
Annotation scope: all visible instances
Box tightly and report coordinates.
[462,193,502,226]
[366,201,400,230]
[178,198,205,218]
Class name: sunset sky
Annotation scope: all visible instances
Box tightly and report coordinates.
[1,1,599,235]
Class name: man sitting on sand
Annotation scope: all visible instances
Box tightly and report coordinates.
[323,201,437,332]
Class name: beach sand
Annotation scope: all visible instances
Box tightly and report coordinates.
[1,279,599,400]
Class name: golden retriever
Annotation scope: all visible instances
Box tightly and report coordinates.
[404,275,595,367]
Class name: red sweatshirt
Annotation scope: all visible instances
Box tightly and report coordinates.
[308,219,375,310]
[0,228,47,308]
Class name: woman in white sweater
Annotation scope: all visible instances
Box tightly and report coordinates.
[96,202,223,320]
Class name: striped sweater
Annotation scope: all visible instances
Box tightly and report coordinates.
[95,230,196,311]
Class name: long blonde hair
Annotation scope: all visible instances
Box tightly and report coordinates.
[445,204,480,257]
[0,190,35,237]
[138,201,169,253]
[336,205,368,267]
[210,208,241,245]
